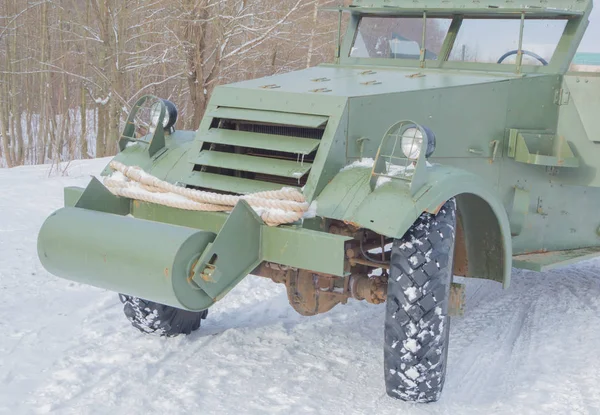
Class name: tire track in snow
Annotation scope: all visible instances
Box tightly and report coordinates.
[445,265,600,413]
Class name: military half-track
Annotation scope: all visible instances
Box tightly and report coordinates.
[38,0,600,402]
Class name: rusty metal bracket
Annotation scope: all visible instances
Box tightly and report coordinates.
[285,269,346,316]
[449,282,465,317]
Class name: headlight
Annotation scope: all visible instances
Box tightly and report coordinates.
[401,125,436,159]
[150,99,178,130]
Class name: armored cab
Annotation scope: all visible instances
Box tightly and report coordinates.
[38,0,600,403]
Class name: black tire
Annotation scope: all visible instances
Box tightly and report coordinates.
[384,199,456,403]
[119,295,208,337]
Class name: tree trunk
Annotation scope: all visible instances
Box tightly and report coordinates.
[183,2,209,130]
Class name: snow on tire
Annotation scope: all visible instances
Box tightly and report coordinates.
[119,295,208,337]
[384,199,456,403]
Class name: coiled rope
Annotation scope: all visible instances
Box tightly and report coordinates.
[103,161,310,226]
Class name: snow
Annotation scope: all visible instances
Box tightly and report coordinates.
[302,201,318,219]
[403,338,421,353]
[1,159,600,414]
[405,367,420,381]
[376,163,416,189]
[125,141,140,148]
[405,286,419,302]
[340,157,375,172]
[94,93,111,106]
[291,171,304,179]
[339,158,419,189]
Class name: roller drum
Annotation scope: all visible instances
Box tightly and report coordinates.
[37,207,215,311]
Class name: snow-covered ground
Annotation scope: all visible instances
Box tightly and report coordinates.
[1,159,599,415]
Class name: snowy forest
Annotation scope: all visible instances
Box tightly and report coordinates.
[0,0,344,167]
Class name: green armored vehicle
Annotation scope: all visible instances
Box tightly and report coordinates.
[38,0,600,403]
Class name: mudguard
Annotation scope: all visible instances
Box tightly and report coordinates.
[316,164,513,288]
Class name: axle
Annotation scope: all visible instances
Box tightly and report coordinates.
[253,262,387,316]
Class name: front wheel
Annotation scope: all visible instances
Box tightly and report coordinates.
[384,199,456,403]
[119,295,208,337]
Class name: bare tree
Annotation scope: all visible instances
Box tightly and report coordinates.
[0,0,343,167]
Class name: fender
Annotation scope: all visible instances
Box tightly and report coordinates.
[315,164,512,288]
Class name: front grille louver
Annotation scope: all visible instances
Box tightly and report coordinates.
[185,107,328,195]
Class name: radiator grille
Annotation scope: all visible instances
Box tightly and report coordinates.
[186,116,327,195]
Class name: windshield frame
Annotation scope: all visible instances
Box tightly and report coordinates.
[339,10,590,74]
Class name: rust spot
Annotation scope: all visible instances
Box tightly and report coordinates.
[342,220,361,229]
[164,268,169,278]
[133,200,141,209]
[453,215,468,277]
[200,265,216,282]
[279,241,289,255]
[188,258,200,280]
[518,248,549,256]
[426,202,445,215]
[449,283,466,317]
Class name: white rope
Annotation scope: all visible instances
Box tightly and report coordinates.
[103,161,309,226]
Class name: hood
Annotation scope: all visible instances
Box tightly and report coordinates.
[221,64,523,98]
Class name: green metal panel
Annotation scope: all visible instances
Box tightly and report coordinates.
[132,202,228,234]
[513,247,600,271]
[261,226,351,276]
[102,133,195,179]
[316,164,513,286]
[129,202,349,277]
[184,171,298,194]
[224,65,517,99]
[208,107,328,127]
[347,78,511,159]
[201,128,320,155]
[195,151,312,178]
[339,0,591,14]
[509,187,530,236]
[510,130,579,168]
[191,201,262,300]
[302,103,349,201]
[553,76,600,188]
[210,87,347,116]
[64,186,84,207]
[74,177,131,216]
[564,75,600,143]
[325,6,585,17]
[549,10,591,74]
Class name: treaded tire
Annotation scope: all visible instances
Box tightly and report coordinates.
[384,199,456,403]
[119,295,208,337]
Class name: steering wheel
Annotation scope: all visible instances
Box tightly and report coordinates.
[497,50,548,66]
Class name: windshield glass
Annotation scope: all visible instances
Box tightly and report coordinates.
[350,17,451,59]
[449,19,567,65]
[350,16,567,66]
[571,5,600,71]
